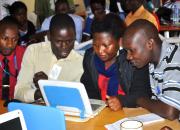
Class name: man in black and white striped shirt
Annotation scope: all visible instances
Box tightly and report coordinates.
[122,19,180,120]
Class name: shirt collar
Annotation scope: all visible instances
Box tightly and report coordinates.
[48,41,77,61]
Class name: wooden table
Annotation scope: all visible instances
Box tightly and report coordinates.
[160,24,180,38]
[1,100,180,130]
[0,100,6,114]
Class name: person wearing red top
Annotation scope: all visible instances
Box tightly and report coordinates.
[81,13,152,111]
[0,16,25,100]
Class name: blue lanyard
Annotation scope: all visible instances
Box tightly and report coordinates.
[0,54,18,77]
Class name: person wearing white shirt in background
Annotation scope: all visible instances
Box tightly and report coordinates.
[41,0,84,43]
[162,0,180,9]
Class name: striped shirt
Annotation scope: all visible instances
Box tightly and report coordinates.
[149,41,180,110]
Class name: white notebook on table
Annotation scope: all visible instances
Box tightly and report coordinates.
[105,113,165,130]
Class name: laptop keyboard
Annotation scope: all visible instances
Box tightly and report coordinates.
[90,104,101,111]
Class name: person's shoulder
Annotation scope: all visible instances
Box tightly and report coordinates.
[69,14,83,19]
[86,47,93,53]
[68,14,84,22]
[70,49,83,59]
[124,12,132,22]
[163,41,180,55]
[26,42,51,53]
[15,46,26,56]
[163,40,180,49]
[16,46,26,51]
[27,20,35,26]
[84,47,94,56]
[45,15,54,21]
[142,7,154,16]
[42,15,53,25]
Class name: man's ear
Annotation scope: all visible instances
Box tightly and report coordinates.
[47,31,50,41]
[147,38,154,50]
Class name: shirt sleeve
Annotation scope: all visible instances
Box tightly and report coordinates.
[159,63,180,110]
[156,43,180,110]
[14,45,37,102]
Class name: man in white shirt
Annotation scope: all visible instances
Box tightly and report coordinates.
[14,14,83,102]
[41,0,84,43]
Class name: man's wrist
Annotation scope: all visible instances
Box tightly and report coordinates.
[34,89,42,100]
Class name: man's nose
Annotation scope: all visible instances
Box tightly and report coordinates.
[7,39,14,48]
[61,42,68,49]
[99,46,105,55]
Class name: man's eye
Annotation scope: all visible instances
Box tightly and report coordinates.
[93,43,98,47]
[105,44,110,47]
[13,39,18,43]
[2,37,8,40]
[127,49,133,54]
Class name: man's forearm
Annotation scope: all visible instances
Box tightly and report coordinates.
[137,97,179,120]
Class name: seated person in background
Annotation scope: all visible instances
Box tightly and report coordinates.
[40,0,84,43]
[123,19,180,120]
[162,0,179,8]
[124,0,159,30]
[14,14,83,103]
[81,13,152,111]
[0,17,25,100]
[5,1,36,46]
[109,0,126,20]
[83,0,107,40]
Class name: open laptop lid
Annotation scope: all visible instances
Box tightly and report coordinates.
[0,110,27,130]
[8,102,66,130]
[38,80,94,118]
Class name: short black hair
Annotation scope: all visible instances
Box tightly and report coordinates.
[55,0,70,11]
[90,0,106,8]
[4,1,27,15]
[91,13,126,40]
[0,16,18,28]
[123,19,159,41]
[49,13,75,34]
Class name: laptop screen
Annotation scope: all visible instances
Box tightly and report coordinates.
[0,117,23,130]
[0,110,27,130]
[39,80,106,120]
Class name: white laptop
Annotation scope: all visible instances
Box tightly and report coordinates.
[0,110,27,130]
[38,80,106,122]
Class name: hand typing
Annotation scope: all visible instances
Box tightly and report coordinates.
[33,71,48,88]
[106,96,122,111]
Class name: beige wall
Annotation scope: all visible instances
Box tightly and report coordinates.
[20,0,36,26]
[74,0,85,13]
[20,0,35,13]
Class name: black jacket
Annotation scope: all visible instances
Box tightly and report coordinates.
[80,48,152,107]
